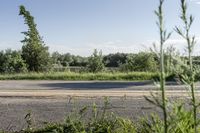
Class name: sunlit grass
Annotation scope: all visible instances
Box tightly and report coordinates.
[0,72,159,81]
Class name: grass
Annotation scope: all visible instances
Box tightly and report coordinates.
[0,72,159,81]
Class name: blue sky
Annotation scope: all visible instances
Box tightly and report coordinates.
[0,0,200,56]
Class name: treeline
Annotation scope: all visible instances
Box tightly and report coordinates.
[52,50,159,72]
[0,49,158,73]
[2,47,200,74]
[42,49,200,73]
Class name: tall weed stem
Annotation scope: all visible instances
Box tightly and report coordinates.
[155,0,171,132]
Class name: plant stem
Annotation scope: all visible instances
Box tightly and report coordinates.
[157,0,168,132]
[189,45,197,133]
[175,0,197,132]
[160,42,167,133]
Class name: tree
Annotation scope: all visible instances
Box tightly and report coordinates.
[19,5,51,72]
[71,55,88,67]
[165,45,181,74]
[52,52,62,65]
[87,49,105,73]
[61,53,73,67]
[103,53,127,67]
[120,52,158,72]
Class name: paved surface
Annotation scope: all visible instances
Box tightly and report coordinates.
[0,80,198,131]
[0,80,190,91]
[0,80,199,97]
[0,97,161,131]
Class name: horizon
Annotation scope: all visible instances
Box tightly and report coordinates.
[0,0,200,56]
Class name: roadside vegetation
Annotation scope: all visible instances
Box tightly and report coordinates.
[146,0,171,132]
[0,71,159,81]
[175,0,199,132]
[1,0,200,133]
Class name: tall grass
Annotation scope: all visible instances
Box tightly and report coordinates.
[0,72,159,81]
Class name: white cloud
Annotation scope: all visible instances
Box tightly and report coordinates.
[43,35,200,56]
[1,37,200,56]
[190,0,200,4]
[0,41,21,51]
[48,40,148,56]
[150,36,200,56]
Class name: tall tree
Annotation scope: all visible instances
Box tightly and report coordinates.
[19,5,51,72]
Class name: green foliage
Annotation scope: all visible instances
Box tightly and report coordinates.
[0,72,159,81]
[71,55,88,67]
[145,0,172,133]
[103,53,127,67]
[138,103,200,133]
[120,52,158,72]
[175,0,199,132]
[18,98,137,133]
[51,52,63,66]
[138,114,164,133]
[0,49,27,73]
[52,52,89,67]
[19,5,51,72]
[168,103,195,133]
[87,49,105,73]
[164,46,181,74]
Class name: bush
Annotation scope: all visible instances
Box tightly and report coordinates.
[0,49,27,73]
[87,49,105,73]
[120,52,158,72]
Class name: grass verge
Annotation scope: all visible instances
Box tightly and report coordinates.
[0,72,159,81]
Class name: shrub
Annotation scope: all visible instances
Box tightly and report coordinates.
[0,49,27,73]
[120,52,158,72]
[87,49,105,73]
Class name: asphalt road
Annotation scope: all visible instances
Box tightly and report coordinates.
[0,80,198,131]
[0,80,199,97]
[0,80,188,91]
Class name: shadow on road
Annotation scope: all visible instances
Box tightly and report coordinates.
[38,81,153,90]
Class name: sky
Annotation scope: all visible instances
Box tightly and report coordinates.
[0,0,200,56]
